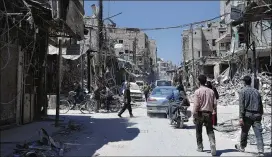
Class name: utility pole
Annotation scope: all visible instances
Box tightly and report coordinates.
[133,37,137,72]
[98,0,103,77]
[104,29,107,71]
[190,24,196,89]
[87,28,92,92]
[55,39,62,127]
[80,38,84,89]
[252,41,259,90]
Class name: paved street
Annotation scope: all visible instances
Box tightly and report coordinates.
[48,102,270,156]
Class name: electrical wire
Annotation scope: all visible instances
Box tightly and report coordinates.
[85,13,230,31]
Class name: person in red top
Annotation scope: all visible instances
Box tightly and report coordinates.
[206,81,219,126]
[193,75,217,156]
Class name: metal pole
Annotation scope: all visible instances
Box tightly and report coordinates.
[98,0,103,77]
[87,28,92,92]
[252,41,259,89]
[190,24,196,89]
[81,45,84,89]
[55,39,62,127]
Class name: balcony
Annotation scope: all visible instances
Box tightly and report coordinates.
[216,32,231,43]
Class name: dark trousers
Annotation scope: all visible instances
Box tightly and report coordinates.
[240,116,264,152]
[95,98,101,113]
[144,93,148,102]
[118,103,132,116]
[106,96,113,111]
[195,111,216,149]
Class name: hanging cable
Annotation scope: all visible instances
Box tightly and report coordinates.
[85,13,230,31]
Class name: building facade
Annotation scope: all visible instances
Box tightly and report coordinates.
[182,22,229,83]
[157,58,175,80]
[219,0,271,73]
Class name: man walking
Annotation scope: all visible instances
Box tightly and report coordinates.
[118,82,133,118]
[235,76,264,156]
[143,83,150,102]
[193,75,217,156]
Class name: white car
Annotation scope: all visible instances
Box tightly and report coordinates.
[122,82,144,102]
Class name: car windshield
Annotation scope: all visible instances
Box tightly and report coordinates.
[130,83,140,90]
[136,82,144,86]
[151,88,174,96]
[157,81,171,86]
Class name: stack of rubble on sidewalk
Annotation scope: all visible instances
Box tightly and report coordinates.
[215,69,272,107]
[11,120,83,157]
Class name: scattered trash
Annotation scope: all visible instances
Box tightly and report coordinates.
[57,120,83,136]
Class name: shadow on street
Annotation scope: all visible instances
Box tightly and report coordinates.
[58,114,140,156]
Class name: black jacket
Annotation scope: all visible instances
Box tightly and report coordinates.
[123,89,131,104]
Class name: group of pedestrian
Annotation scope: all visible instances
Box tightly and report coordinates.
[192,74,264,156]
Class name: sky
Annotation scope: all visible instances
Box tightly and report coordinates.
[84,1,220,65]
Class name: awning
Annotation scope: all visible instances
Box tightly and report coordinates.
[232,46,272,57]
[123,67,141,78]
[231,2,272,26]
[216,32,231,43]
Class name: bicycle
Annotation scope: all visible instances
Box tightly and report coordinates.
[95,93,123,113]
[59,91,95,114]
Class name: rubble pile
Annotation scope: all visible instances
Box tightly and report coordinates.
[12,128,65,157]
[214,71,272,107]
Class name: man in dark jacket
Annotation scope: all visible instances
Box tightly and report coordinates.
[206,81,219,126]
[143,83,150,102]
[118,82,133,118]
[235,76,264,156]
[206,81,219,99]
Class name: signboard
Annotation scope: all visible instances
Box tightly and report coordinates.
[66,44,80,55]
[230,6,242,21]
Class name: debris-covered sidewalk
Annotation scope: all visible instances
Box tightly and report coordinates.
[0,116,84,157]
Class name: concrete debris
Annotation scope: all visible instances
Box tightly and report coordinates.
[214,71,272,107]
[13,128,64,157]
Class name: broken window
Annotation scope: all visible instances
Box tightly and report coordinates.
[119,40,123,44]
[198,51,201,57]
[238,26,245,44]
[125,50,129,53]
[212,39,216,46]
[119,52,124,55]
[212,50,217,56]
[220,43,224,47]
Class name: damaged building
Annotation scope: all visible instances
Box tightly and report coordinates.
[0,0,85,127]
[182,21,230,85]
[182,0,272,87]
